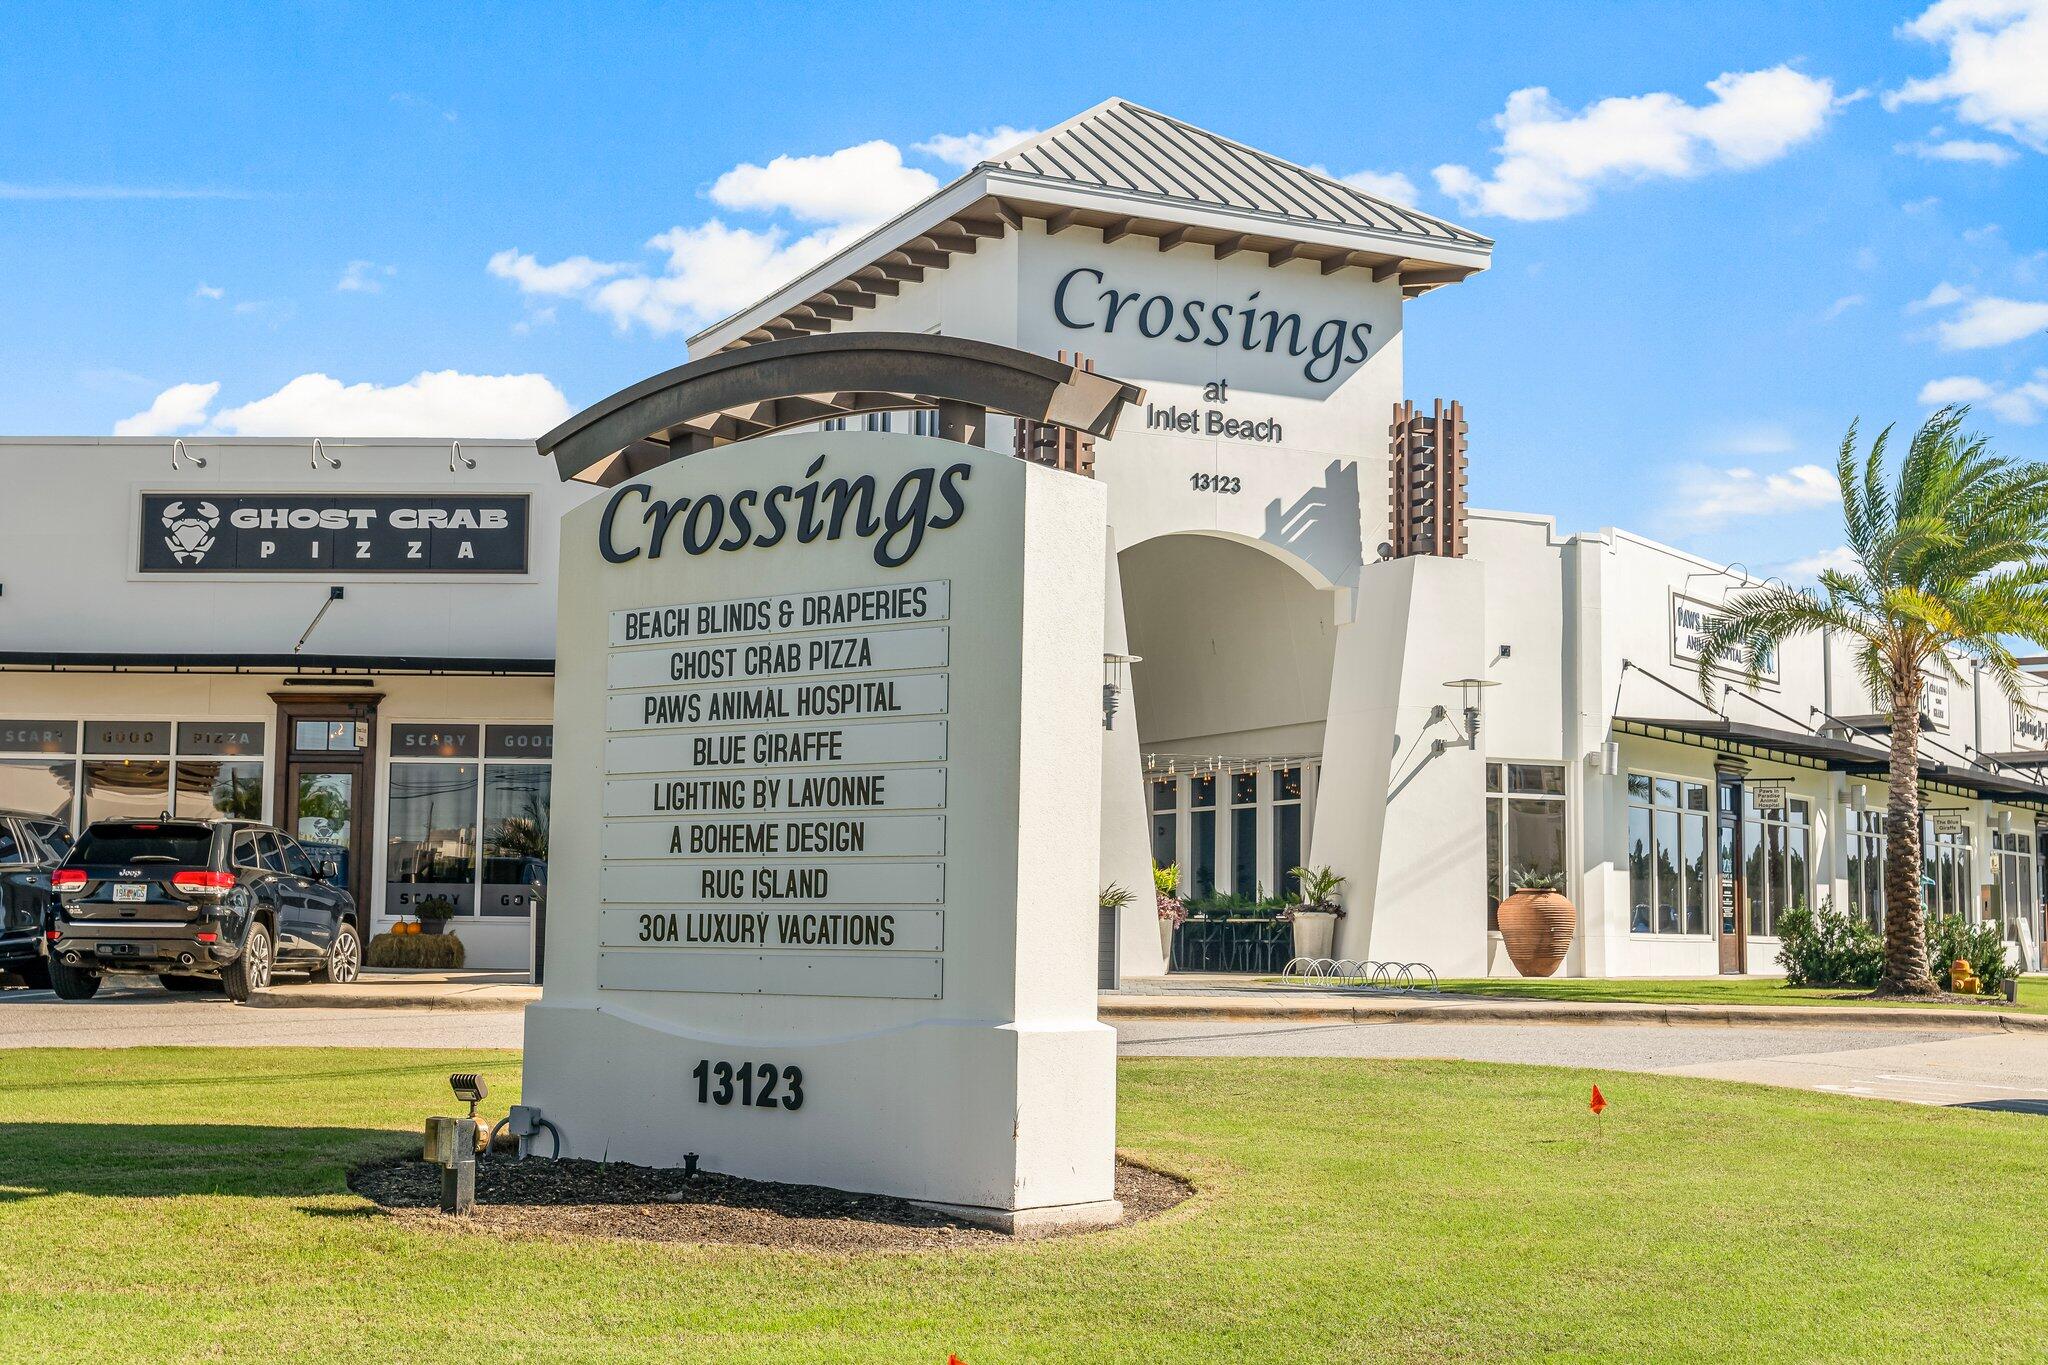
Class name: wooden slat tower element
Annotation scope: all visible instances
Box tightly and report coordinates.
[1014,351,1098,477]
[1387,399,1469,558]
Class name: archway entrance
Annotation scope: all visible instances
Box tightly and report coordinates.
[1120,533,1338,972]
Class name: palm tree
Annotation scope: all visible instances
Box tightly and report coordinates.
[1696,407,2048,995]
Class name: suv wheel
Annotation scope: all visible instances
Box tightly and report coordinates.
[313,922,361,984]
[48,957,102,1000]
[221,921,273,1004]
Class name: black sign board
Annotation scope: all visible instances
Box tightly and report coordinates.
[139,493,529,574]
[0,720,77,754]
[485,724,554,760]
[84,721,171,755]
[176,722,266,757]
[391,724,479,758]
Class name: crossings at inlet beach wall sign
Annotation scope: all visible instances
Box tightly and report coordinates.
[523,429,1119,1224]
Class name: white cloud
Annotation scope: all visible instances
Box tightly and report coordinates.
[489,130,961,337]
[709,140,936,227]
[1676,463,1839,521]
[1888,0,2048,152]
[1337,168,1420,203]
[336,260,396,293]
[1778,545,1862,580]
[1909,280,1966,311]
[112,381,220,437]
[1896,135,2021,163]
[1824,293,1867,320]
[208,370,572,437]
[1919,374,1997,403]
[1934,293,2048,347]
[1709,422,1799,456]
[486,249,626,297]
[192,282,224,300]
[1921,369,2048,421]
[913,125,1040,168]
[117,372,572,438]
[1433,65,1839,220]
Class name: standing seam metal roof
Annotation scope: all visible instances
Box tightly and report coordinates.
[992,99,1491,247]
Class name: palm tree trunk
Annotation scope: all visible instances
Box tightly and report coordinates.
[1881,673,1937,994]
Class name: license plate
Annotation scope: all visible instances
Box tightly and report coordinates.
[112,884,147,902]
[100,942,136,956]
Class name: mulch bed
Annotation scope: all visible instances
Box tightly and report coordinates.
[347,1153,1191,1251]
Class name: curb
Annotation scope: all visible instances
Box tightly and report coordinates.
[1097,995,2048,1033]
[244,989,537,1012]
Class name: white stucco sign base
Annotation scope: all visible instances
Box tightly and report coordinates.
[522,431,1119,1225]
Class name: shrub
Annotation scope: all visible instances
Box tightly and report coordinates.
[367,931,466,970]
[1924,914,2012,995]
[1775,901,1882,988]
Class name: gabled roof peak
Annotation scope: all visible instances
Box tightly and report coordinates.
[985,98,1489,248]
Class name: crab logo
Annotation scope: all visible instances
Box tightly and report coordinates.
[160,500,221,564]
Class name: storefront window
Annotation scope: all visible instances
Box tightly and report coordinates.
[1273,766,1302,898]
[295,720,366,753]
[175,761,264,822]
[1230,771,1258,896]
[1149,778,1177,869]
[1489,762,1568,930]
[480,764,551,917]
[1991,828,2034,942]
[1845,808,1886,932]
[0,758,76,825]
[1190,775,1216,900]
[1921,815,1974,923]
[1627,773,1709,935]
[386,762,479,917]
[1742,789,1810,937]
[83,758,171,824]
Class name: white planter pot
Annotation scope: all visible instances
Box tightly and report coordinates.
[1158,918,1176,965]
[1291,910,1338,961]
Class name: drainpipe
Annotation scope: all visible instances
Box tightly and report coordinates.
[1820,628,1833,720]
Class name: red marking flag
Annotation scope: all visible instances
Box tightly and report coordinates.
[1589,1085,1607,1115]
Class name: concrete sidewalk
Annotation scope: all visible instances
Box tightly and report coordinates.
[251,969,2048,1033]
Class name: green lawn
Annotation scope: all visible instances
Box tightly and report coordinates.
[1425,973,2048,1014]
[2,1049,2045,1362]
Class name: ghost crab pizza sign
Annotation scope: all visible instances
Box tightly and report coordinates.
[137,492,529,574]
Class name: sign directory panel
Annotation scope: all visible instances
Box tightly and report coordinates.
[137,492,529,574]
[523,430,1117,1221]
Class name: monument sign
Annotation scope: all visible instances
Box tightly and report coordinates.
[523,428,1120,1227]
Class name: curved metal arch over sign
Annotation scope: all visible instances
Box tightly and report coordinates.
[538,331,1145,487]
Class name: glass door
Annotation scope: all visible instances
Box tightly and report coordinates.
[292,769,356,887]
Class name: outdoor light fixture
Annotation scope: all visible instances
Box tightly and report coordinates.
[169,437,205,471]
[310,437,340,470]
[1102,653,1141,730]
[1442,677,1499,748]
[450,439,476,472]
[450,1072,489,1116]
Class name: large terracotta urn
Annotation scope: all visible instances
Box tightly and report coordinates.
[1496,888,1576,977]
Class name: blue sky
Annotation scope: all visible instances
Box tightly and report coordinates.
[3,0,2044,579]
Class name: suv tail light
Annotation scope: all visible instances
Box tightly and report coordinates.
[170,870,237,897]
[51,869,86,892]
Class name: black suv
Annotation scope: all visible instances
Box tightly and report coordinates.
[0,810,72,989]
[49,818,362,1002]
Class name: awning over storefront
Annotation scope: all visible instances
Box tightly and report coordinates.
[1614,715,2048,808]
[0,651,553,677]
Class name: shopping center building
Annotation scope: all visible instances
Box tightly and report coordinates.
[6,98,2047,978]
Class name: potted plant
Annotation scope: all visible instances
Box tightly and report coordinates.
[415,895,457,936]
[1497,866,1575,977]
[1153,862,1187,962]
[1283,865,1345,960]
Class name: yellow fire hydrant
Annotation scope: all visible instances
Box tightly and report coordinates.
[1948,959,1979,995]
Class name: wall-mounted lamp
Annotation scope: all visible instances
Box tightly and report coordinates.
[1850,783,1868,815]
[450,440,475,472]
[310,437,340,470]
[170,437,206,471]
[1442,676,1499,748]
[1103,654,1141,731]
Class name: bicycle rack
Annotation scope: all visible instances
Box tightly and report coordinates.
[1279,957,1440,992]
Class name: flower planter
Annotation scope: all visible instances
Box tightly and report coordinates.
[1290,909,1339,961]
[1158,918,1175,962]
[1497,889,1576,977]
